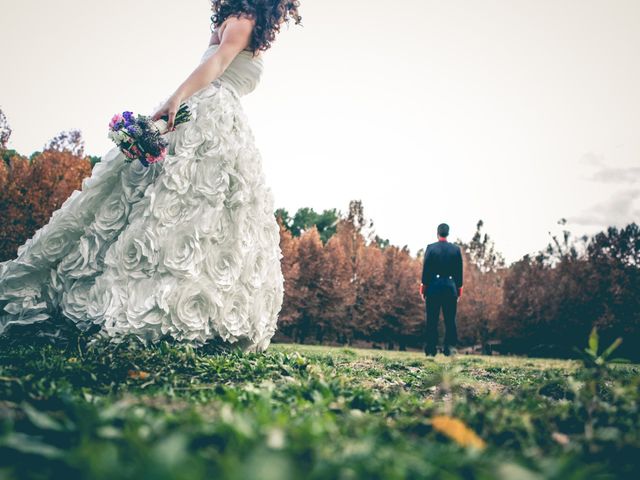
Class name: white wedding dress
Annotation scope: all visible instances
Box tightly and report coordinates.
[0,44,285,352]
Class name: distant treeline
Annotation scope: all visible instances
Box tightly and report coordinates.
[1,111,638,359]
[277,207,639,360]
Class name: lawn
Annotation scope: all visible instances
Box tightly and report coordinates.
[0,340,638,479]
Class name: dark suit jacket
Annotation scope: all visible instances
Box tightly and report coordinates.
[421,240,463,297]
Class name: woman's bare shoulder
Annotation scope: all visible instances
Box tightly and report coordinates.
[218,14,256,37]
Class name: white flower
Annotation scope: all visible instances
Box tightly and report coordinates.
[236,148,262,184]
[126,277,164,332]
[56,232,106,283]
[224,172,249,210]
[123,160,161,202]
[23,213,81,264]
[149,188,201,228]
[174,123,205,156]
[104,224,159,279]
[211,99,236,135]
[60,278,93,327]
[86,274,127,330]
[241,249,268,290]
[203,247,241,293]
[207,209,233,245]
[220,288,251,339]
[168,279,222,341]
[92,191,131,241]
[160,156,199,195]
[195,134,222,158]
[158,228,204,279]
[192,159,229,199]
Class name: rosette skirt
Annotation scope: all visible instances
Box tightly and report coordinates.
[0,81,285,351]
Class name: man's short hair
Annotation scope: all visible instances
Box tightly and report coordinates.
[437,223,450,238]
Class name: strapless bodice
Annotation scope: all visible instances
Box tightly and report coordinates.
[200,44,263,97]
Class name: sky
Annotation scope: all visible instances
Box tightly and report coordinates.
[1,0,639,263]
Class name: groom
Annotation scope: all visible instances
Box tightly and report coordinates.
[420,223,463,356]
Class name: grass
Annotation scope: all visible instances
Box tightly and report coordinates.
[0,340,638,479]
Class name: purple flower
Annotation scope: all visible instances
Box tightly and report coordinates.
[126,124,141,136]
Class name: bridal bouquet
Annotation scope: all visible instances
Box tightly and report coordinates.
[108,104,192,167]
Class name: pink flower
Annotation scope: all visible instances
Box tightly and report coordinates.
[123,149,136,160]
[146,147,167,164]
[109,113,124,129]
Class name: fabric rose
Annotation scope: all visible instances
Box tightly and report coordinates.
[174,122,206,157]
[224,172,250,210]
[195,134,222,159]
[85,274,127,330]
[60,278,93,328]
[203,247,242,293]
[92,191,131,242]
[104,225,159,279]
[219,288,251,339]
[121,158,161,202]
[125,277,164,335]
[192,159,230,199]
[160,156,199,195]
[19,212,82,267]
[236,148,262,185]
[158,228,204,279]
[56,233,101,280]
[241,249,267,290]
[149,188,201,228]
[168,279,222,341]
[207,209,233,245]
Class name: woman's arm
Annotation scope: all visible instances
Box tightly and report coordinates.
[152,16,254,129]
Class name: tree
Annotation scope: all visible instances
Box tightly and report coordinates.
[275,208,293,230]
[346,199,375,243]
[44,129,85,158]
[466,220,505,273]
[378,245,424,350]
[373,235,391,249]
[288,207,340,244]
[0,108,11,150]
[315,234,353,343]
[351,242,387,343]
[276,217,302,339]
[585,223,640,359]
[289,227,325,343]
[456,221,506,352]
[0,150,92,261]
[496,223,640,360]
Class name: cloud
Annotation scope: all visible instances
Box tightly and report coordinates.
[591,166,640,184]
[569,188,640,226]
[580,152,605,167]
[579,152,640,184]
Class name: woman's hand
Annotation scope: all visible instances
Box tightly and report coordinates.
[151,95,182,131]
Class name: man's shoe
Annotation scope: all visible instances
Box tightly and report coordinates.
[424,347,437,357]
[443,346,457,357]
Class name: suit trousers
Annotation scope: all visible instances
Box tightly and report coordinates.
[424,292,458,354]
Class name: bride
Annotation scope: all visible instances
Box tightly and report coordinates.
[0,0,302,352]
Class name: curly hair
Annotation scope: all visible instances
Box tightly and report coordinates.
[211,1,302,55]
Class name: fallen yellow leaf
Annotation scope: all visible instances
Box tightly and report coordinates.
[432,415,486,450]
[127,370,150,380]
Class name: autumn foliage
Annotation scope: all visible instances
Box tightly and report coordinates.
[276,210,639,358]
[277,216,425,349]
[0,150,92,261]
